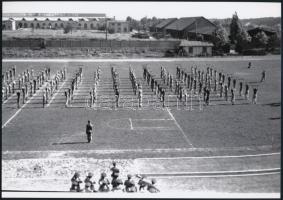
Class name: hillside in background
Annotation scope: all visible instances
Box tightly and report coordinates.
[210,17,281,34]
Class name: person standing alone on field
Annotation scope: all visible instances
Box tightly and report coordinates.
[86,120,93,143]
[260,70,266,82]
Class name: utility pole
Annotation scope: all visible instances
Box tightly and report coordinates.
[195,20,197,40]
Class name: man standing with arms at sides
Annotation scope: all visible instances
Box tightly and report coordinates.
[64,90,68,107]
[252,88,258,104]
[33,79,37,94]
[86,120,93,143]
[231,88,235,105]
[260,70,266,82]
[239,82,243,97]
[22,86,25,104]
[245,84,250,100]
[43,92,46,108]
[224,84,228,101]
[16,90,20,108]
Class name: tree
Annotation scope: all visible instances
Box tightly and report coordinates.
[212,24,230,53]
[267,33,280,49]
[230,12,241,44]
[254,31,269,48]
[140,17,148,31]
[229,12,251,53]
[126,16,132,22]
[64,23,73,34]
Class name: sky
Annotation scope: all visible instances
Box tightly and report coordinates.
[3,1,281,20]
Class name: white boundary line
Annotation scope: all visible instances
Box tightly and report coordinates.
[166,108,194,148]
[2,84,46,128]
[141,168,280,176]
[2,93,17,104]
[150,171,280,178]
[135,152,280,160]
[46,80,67,107]
[2,148,279,156]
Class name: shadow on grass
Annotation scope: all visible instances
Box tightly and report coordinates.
[269,117,280,120]
[52,141,88,145]
[262,102,281,107]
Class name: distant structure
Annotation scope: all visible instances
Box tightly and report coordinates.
[153,16,217,41]
[178,40,214,57]
[2,18,16,30]
[247,26,277,37]
[107,20,130,33]
[2,13,122,31]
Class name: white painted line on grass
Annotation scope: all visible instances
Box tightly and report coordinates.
[141,168,280,176]
[2,93,17,104]
[150,171,280,178]
[131,118,173,121]
[46,80,67,107]
[2,147,279,156]
[129,118,133,130]
[2,84,46,128]
[166,108,194,148]
[135,152,280,160]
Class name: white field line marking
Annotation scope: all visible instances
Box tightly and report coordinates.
[46,80,67,107]
[166,108,194,148]
[131,118,173,121]
[129,118,133,130]
[150,171,280,178]
[133,127,178,130]
[135,152,280,160]
[2,84,47,128]
[141,168,280,176]
[3,149,279,160]
[3,93,17,104]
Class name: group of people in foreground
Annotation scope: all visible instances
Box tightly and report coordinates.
[70,161,160,193]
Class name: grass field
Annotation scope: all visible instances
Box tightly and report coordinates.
[2,56,281,193]
[2,57,281,152]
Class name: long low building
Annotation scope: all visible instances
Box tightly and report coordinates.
[2,13,129,32]
[3,17,105,30]
[178,40,214,56]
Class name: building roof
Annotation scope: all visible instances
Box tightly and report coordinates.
[179,40,214,47]
[248,26,276,34]
[108,20,127,22]
[165,17,202,31]
[155,18,177,29]
[3,13,106,18]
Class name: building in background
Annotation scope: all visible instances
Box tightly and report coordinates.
[2,13,106,30]
[165,17,217,41]
[247,26,277,37]
[154,18,177,33]
[178,40,214,56]
[107,20,130,33]
[2,18,16,30]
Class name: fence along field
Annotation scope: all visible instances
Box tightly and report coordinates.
[2,39,180,51]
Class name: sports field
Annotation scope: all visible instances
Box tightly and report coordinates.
[2,56,281,195]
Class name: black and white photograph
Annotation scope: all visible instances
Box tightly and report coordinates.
[2,1,281,198]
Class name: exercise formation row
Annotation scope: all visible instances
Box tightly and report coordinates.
[3,64,264,109]
[70,161,159,193]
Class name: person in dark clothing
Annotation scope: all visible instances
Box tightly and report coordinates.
[86,120,93,143]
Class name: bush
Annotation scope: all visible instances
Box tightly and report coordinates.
[108,28,115,34]
[242,48,267,55]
